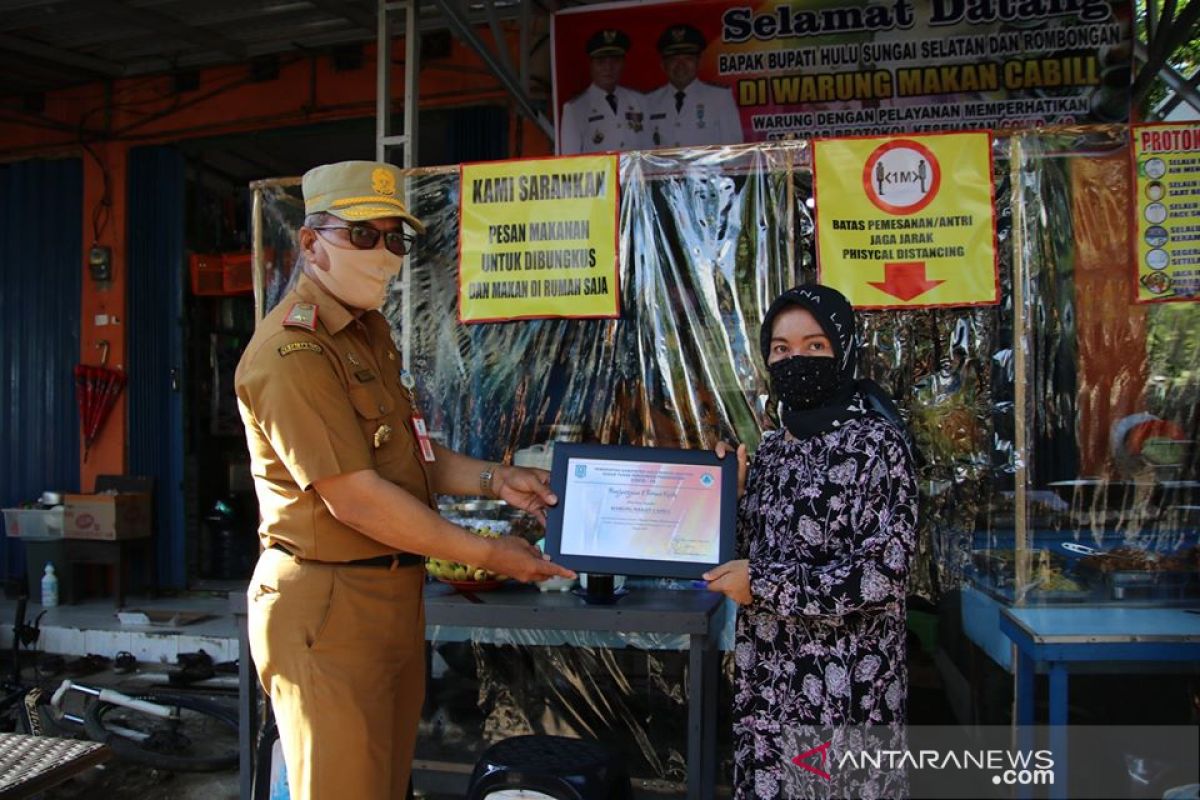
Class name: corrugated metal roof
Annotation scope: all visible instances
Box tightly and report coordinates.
[0,0,529,95]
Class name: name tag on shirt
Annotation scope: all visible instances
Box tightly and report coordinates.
[411,414,436,462]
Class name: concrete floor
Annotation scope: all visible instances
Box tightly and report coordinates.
[1,661,240,800]
[42,763,239,800]
[0,594,241,799]
[0,594,239,663]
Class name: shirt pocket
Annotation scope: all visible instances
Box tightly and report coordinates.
[347,383,407,465]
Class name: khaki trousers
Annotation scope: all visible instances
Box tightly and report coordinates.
[248,547,426,800]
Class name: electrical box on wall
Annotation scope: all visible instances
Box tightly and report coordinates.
[88,245,112,282]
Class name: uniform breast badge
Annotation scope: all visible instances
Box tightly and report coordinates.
[696,104,706,129]
[277,341,324,357]
[593,130,604,145]
[374,424,393,448]
[346,351,362,367]
[626,111,643,133]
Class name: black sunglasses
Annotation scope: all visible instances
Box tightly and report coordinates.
[311,224,417,256]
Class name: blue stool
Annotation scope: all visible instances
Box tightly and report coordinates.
[465,735,633,800]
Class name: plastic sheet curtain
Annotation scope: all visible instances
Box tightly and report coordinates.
[405,145,804,457]
[979,128,1200,602]
[253,131,1199,784]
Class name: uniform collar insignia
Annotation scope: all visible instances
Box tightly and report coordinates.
[283,303,318,331]
[294,273,354,334]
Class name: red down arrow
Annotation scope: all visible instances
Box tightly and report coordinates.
[868,261,944,301]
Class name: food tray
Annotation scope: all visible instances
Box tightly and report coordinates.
[1102,570,1200,601]
[966,566,1098,604]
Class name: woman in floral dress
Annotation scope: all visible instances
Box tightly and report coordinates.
[705,285,919,799]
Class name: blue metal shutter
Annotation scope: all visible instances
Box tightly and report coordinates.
[0,158,83,583]
[127,146,186,588]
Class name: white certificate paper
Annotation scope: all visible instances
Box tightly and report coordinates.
[558,457,724,564]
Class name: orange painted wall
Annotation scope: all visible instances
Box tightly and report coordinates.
[0,29,553,487]
[80,143,129,490]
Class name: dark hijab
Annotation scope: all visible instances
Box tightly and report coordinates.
[760,284,909,441]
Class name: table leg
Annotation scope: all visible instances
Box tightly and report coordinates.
[700,634,718,800]
[114,547,125,608]
[1014,647,1037,800]
[238,612,255,800]
[1048,663,1068,800]
[1016,649,1036,726]
[688,633,703,800]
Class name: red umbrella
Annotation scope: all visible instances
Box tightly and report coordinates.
[75,340,126,462]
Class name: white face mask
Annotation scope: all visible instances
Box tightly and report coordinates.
[312,236,403,310]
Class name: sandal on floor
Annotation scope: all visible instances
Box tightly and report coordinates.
[113,650,137,674]
[66,653,109,677]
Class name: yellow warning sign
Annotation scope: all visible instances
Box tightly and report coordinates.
[458,154,620,323]
[814,131,999,309]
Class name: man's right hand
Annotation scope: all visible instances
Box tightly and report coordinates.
[483,535,576,583]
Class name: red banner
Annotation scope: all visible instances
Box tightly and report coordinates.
[552,0,1132,154]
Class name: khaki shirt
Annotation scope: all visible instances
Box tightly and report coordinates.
[235,273,434,562]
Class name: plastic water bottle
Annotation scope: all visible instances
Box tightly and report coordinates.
[41,563,58,608]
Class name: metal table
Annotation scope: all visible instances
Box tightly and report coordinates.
[234,584,726,800]
[998,605,1200,799]
[0,733,110,798]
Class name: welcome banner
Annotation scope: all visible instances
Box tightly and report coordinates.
[552,0,1132,152]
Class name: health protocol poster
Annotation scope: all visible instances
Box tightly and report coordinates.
[1132,123,1200,302]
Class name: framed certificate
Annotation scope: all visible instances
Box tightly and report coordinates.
[543,443,737,580]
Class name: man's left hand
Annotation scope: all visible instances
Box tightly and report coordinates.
[703,559,752,605]
[492,465,557,523]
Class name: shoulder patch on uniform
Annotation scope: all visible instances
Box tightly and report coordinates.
[283,303,319,331]
[278,341,324,357]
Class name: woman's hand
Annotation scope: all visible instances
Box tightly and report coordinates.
[714,441,747,498]
[703,559,751,606]
[491,465,556,523]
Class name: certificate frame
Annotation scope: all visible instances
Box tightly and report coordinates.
[542,443,737,580]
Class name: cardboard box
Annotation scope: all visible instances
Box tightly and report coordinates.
[63,493,152,540]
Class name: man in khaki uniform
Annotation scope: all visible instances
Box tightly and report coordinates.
[236,161,574,800]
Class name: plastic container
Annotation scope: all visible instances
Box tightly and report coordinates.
[189,252,258,296]
[3,507,66,540]
[41,563,59,608]
[23,542,71,602]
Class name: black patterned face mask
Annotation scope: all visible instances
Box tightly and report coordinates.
[768,355,843,411]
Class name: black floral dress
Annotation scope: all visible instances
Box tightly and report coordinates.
[732,414,919,799]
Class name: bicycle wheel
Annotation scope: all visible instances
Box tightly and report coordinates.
[83,692,238,772]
